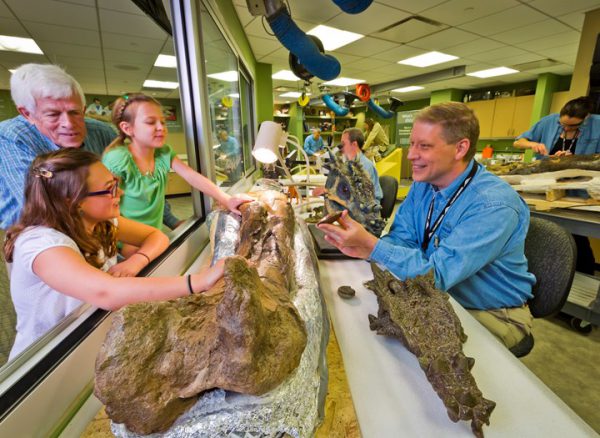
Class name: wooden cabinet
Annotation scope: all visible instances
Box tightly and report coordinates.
[491,95,534,137]
[511,95,535,137]
[466,100,495,138]
[166,171,191,195]
[467,96,534,138]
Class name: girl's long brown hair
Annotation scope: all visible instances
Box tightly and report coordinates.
[105,93,162,152]
[4,149,117,267]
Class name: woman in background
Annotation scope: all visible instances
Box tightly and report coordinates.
[362,118,390,162]
[514,96,600,156]
[514,96,600,274]
[4,149,224,359]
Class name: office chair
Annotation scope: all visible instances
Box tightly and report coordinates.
[379,175,399,220]
[509,217,577,358]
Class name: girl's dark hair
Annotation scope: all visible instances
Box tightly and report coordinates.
[560,96,593,119]
[364,118,375,131]
[105,93,162,151]
[4,149,117,267]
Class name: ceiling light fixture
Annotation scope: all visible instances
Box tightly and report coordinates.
[398,51,458,68]
[154,54,177,68]
[323,77,365,87]
[207,71,239,82]
[392,86,424,93]
[467,67,519,78]
[307,25,364,51]
[0,35,43,54]
[280,91,311,98]
[272,70,301,81]
[228,93,240,98]
[143,79,179,89]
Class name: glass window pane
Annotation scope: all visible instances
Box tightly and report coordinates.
[0,0,196,372]
[200,9,244,187]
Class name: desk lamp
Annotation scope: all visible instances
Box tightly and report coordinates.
[252,121,303,204]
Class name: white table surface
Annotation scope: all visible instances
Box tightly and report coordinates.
[319,259,598,438]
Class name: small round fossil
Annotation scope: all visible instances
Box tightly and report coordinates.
[337,285,356,299]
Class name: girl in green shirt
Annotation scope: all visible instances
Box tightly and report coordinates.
[102,94,251,239]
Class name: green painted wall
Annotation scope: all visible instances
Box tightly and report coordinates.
[255,63,273,124]
[530,73,561,124]
[430,88,464,104]
[0,89,18,121]
[215,0,257,76]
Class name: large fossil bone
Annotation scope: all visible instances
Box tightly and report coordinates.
[487,153,600,200]
[94,191,307,435]
[366,264,495,438]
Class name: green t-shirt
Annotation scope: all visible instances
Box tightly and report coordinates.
[102,145,176,229]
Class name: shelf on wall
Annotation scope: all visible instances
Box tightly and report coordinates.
[305,115,356,120]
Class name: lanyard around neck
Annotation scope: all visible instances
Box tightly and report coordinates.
[422,162,479,251]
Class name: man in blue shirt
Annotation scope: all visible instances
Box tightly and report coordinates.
[217,130,242,181]
[0,63,180,230]
[319,102,535,350]
[303,128,325,156]
[313,128,383,202]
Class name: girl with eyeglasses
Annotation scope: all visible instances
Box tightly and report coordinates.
[3,149,224,359]
[102,93,251,251]
[514,96,600,156]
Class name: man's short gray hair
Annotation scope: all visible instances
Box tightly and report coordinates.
[10,64,86,113]
[311,127,321,133]
[343,127,364,148]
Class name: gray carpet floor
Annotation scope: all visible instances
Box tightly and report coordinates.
[0,199,598,432]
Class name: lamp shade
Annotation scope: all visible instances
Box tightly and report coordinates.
[252,121,283,164]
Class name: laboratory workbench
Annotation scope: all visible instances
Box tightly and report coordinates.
[319,258,597,437]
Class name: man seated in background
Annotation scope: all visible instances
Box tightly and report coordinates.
[313,127,382,202]
[216,130,242,182]
[318,102,535,351]
[303,127,325,156]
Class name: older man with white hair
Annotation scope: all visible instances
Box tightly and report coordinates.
[0,64,117,229]
[0,63,181,230]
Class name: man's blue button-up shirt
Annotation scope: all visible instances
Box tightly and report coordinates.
[303,134,324,156]
[370,160,535,310]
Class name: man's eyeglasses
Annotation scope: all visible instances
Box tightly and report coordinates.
[86,178,120,198]
[559,121,583,128]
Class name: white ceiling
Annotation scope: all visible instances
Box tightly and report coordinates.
[233,0,600,103]
[0,0,598,105]
[0,0,178,99]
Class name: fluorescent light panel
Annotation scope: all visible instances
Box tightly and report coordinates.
[323,77,365,87]
[272,70,301,81]
[228,93,240,98]
[154,54,177,68]
[307,25,363,51]
[207,71,239,82]
[392,86,424,93]
[398,51,458,67]
[467,67,519,78]
[0,35,43,54]
[279,91,311,98]
[143,79,179,89]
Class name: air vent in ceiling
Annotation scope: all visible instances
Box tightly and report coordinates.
[374,16,447,44]
[511,59,561,71]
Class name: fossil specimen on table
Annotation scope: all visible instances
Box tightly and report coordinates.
[324,150,385,236]
[366,264,495,438]
[487,153,600,176]
[95,191,307,435]
[487,153,600,200]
